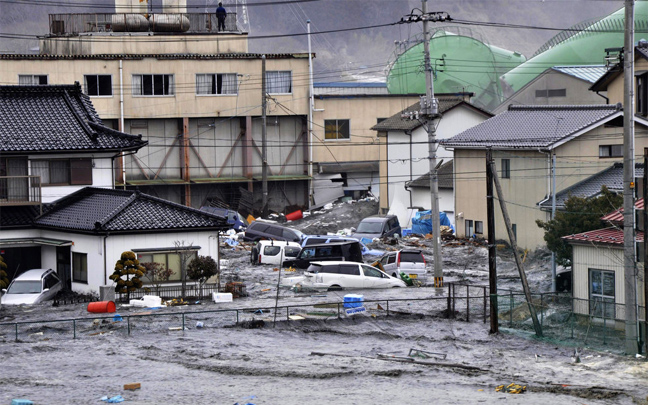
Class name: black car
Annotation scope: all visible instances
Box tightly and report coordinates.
[284,240,364,269]
[242,221,304,242]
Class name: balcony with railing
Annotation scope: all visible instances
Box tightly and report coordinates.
[48,13,240,36]
[0,176,42,209]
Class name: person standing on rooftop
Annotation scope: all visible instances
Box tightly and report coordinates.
[216,2,227,32]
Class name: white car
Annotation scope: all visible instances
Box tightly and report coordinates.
[1,268,63,305]
[301,261,407,291]
[378,249,427,280]
[251,240,301,267]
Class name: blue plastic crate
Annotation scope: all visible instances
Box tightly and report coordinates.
[12,400,34,405]
[343,294,364,308]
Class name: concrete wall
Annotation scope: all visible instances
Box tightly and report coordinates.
[40,33,248,55]
[494,71,606,115]
[0,57,309,120]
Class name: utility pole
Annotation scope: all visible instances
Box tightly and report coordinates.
[261,54,269,217]
[492,160,543,337]
[486,149,498,334]
[400,4,450,288]
[307,20,315,209]
[421,1,450,288]
[551,154,557,292]
[642,149,648,355]
[623,0,638,355]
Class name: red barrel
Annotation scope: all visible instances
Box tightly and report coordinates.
[286,210,303,221]
[87,301,116,313]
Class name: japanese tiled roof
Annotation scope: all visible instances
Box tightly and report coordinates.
[538,163,644,209]
[600,198,644,224]
[371,97,492,132]
[0,206,44,228]
[34,187,228,234]
[406,160,454,190]
[442,104,623,149]
[0,84,146,154]
[562,227,644,246]
[590,45,648,92]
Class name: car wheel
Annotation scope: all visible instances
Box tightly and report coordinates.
[327,285,343,291]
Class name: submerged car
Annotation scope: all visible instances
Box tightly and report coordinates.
[378,249,427,280]
[350,215,402,241]
[1,268,63,305]
[251,240,302,267]
[300,261,406,291]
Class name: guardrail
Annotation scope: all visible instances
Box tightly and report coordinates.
[48,13,239,35]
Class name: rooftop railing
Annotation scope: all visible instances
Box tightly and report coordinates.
[48,13,240,36]
[0,175,42,208]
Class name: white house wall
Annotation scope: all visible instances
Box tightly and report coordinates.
[27,153,115,203]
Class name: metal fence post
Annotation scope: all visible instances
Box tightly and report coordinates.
[387,300,390,317]
[236,310,239,324]
[466,284,470,323]
[128,316,131,335]
[603,300,607,345]
[337,303,341,319]
[483,286,487,324]
[452,284,456,318]
[15,323,18,342]
[182,313,185,331]
[509,291,513,328]
[73,320,76,339]
[540,293,544,328]
[286,306,290,321]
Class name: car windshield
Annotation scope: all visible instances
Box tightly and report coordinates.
[7,280,42,294]
[356,221,383,233]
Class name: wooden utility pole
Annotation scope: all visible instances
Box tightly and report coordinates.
[623,0,638,355]
[491,160,543,337]
[486,150,498,334]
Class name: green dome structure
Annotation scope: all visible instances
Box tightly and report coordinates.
[386,30,526,111]
[501,2,648,98]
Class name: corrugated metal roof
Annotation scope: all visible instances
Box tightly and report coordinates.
[551,65,607,83]
[314,82,387,88]
[601,198,644,223]
[442,104,622,149]
[538,163,644,209]
[562,227,644,245]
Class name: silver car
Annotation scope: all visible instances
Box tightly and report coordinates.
[1,268,63,305]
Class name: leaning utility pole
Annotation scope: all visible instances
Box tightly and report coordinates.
[623,0,638,355]
[261,54,269,217]
[643,150,648,355]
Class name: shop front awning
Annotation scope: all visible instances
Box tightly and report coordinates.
[0,237,73,247]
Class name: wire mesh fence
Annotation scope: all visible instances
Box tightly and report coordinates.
[2,283,646,356]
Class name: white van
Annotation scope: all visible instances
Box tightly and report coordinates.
[251,240,301,267]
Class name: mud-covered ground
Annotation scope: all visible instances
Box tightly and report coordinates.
[1,199,647,404]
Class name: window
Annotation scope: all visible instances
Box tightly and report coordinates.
[638,72,648,116]
[196,73,238,95]
[137,251,197,282]
[84,75,112,96]
[263,246,281,256]
[362,265,384,278]
[535,89,566,98]
[265,71,292,94]
[589,269,615,319]
[31,158,92,186]
[325,119,350,140]
[475,221,484,234]
[501,159,510,179]
[73,253,88,283]
[132,74,174,96]
[339,264,360,275]
[465,220,474,237]
[19,75,48,85]
[599,145,623,158]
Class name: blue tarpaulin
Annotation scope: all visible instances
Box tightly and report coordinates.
[411,211,454,235]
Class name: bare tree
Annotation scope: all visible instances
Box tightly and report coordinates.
[141,261,175,296]
[174,240,195,298]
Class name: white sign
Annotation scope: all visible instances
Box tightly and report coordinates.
[345,306,366,316]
